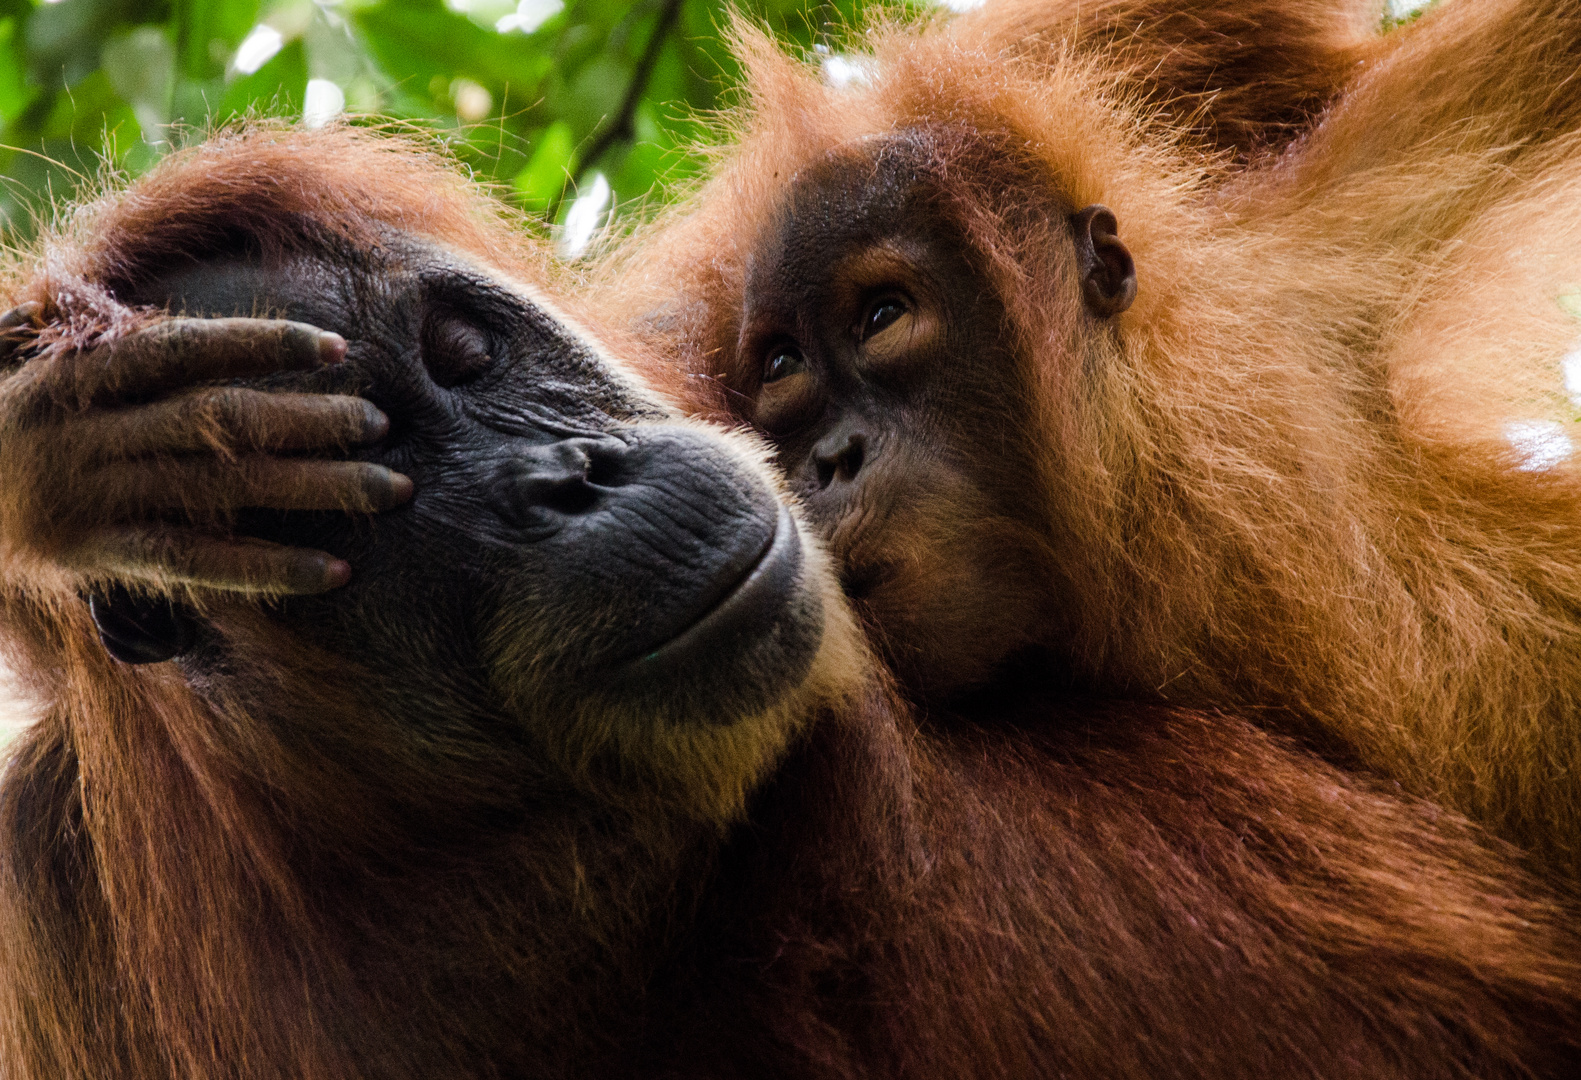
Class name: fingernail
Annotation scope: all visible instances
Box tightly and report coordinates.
[318,332,348,365]
[362,466,414,510]
[290,555,350,593]
[361,404,390,442]
[0,301,42,330]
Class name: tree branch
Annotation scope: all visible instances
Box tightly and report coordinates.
[574,0,685,185]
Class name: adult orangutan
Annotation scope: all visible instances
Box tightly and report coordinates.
[597,0,1581,876]
[3,125,1581,1078]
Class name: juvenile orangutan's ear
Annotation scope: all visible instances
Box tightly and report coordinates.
[1071,205,1137,317]
[88,585,197,664]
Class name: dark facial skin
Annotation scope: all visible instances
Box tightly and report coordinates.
[731,135,1134,705]
[96,236,824,731]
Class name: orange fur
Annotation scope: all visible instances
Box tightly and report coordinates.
[952,0,1384,157]
[598,0,1581,875]
[3,16,1581,1073]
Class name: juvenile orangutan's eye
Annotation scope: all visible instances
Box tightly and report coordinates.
[862,297,908,340]
[763,346,807,384]
[422,312,494,388]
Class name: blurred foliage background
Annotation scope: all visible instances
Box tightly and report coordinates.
[0,0,1435,252]
[0,0,901,249]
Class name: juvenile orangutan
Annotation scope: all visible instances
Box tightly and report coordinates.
[598,0,1581,876]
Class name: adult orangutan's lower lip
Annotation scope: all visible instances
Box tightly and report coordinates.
[628,504,803,670]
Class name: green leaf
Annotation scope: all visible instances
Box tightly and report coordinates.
[0,0,900,237]
[0,17,33,123]
[514,119,574,210]
[559,53,627,137]
[174,0,263,80]
[101,26,176,141]
[25,0,166,89]
[37,69,126,141]
[355,0,554,100]
[216,38,308,122]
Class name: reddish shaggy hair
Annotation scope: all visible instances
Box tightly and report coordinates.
[953,0,1385,157]
[599,0,1581,877]
[1,47,1581,1080]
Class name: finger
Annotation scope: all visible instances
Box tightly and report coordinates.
[0,301,42,369]
[85,457,413,517]
[76,390,389,461]
[61,318,347,406]
[72,527,351,594]
[0,302,42,332]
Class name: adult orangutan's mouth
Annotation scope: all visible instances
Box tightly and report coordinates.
[627,504,804,671]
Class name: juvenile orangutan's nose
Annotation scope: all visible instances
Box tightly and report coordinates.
[812,425,868,490]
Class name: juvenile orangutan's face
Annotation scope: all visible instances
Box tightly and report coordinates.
[731,136,1059,701]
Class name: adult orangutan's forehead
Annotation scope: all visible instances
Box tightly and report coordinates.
[144,235,667,425]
